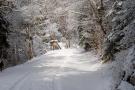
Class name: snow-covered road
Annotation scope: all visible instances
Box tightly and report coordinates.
[0,48,113,90]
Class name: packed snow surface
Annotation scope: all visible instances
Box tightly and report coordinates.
[0,48,113,90]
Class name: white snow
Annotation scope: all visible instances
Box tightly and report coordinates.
[118,81,134,90]
[0,48,113,90]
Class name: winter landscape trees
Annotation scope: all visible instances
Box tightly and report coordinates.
[0,0,135,90]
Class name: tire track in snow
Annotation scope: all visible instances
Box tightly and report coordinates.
[9,72,30,90]
[50,49,82,90]
[52,55,72,90]
[8,55,68,90]
[8,49,96,90]
[9,57,69,90]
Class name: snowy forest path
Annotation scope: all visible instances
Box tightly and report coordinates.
[0,48,113,90]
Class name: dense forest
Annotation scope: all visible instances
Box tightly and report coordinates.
[0,0,135,90]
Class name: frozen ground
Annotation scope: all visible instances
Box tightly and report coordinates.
[0,48,113,90]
